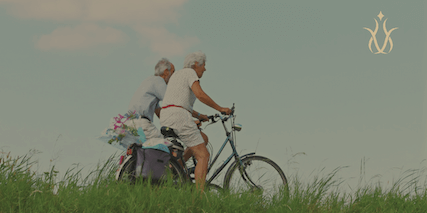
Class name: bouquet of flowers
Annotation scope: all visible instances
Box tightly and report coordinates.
[106,110,141,144]
[97,110,146,151]
[98,110,173,152]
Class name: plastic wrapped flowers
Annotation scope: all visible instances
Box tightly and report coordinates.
[97,110,173,152]
[98,110,145,151]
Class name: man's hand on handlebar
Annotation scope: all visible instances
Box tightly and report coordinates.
[198,114,210,122]
[194,120,202,127]
[220,107,232,115]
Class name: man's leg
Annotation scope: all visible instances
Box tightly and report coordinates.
[183,131,208,162]
[189,142,210,191]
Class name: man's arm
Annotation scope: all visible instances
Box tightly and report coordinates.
[191,81,231,114]
[155,107,161,118]
[191,81,221,111]
[191,109,209,121]
[191,110,199,118]
[154,77,167,119]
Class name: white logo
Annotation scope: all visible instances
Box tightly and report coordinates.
[363,11,398,54]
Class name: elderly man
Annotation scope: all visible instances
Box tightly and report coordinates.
[127,58,175,142]
[160,51,231,190]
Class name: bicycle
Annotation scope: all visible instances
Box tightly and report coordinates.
[116,104,288,197]
[160,103,288,197]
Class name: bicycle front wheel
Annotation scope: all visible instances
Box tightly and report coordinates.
[223,156,288,198]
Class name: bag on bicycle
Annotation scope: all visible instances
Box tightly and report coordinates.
[136,147,170,180]
[118,143,171,182]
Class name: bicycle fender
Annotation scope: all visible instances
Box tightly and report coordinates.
[223,152,256,184]
[239,152,256,160]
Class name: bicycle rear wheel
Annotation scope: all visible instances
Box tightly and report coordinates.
[223,156,288,198]
[116,158,186,186]
[161,159,187,186]
[116,157,136,184]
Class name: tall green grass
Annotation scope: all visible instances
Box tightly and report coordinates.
[1,151,427,212]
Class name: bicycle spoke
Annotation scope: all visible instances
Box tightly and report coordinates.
[224,156,288,199]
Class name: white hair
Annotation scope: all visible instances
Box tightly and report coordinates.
[183,51,206,69]
[154,58,172,76]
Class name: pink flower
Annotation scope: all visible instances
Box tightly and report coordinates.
[113,124,122,130]
[123,118,129,123]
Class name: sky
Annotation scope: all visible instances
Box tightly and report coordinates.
[1,0,426,191]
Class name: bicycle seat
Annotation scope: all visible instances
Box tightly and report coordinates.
[160,126,179,139]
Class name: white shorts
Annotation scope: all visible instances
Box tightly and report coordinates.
[160,107,204,147]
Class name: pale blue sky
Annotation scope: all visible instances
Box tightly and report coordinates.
[1,0,426,190]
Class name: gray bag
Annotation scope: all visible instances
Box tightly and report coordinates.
[135,147,170,180]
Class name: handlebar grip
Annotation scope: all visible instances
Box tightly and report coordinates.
[200,115,215,123]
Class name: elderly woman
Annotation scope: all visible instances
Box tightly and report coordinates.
[160,51,231,190]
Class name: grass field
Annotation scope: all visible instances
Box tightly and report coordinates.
[1,151,427,213]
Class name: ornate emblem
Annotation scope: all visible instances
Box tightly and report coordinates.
[363,11,398,54]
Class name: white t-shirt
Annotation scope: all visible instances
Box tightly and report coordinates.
[161,68,199,112]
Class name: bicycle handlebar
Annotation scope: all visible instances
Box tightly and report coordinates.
[198,103,235,123]
[207,104,235,123]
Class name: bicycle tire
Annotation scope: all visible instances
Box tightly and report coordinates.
[206,183,224,195]
[223,155,288,198]
[116,158,136,184]
[163,159,187,186]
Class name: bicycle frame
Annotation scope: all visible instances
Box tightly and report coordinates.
[202,113,254,184]
[169,105,259,187]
